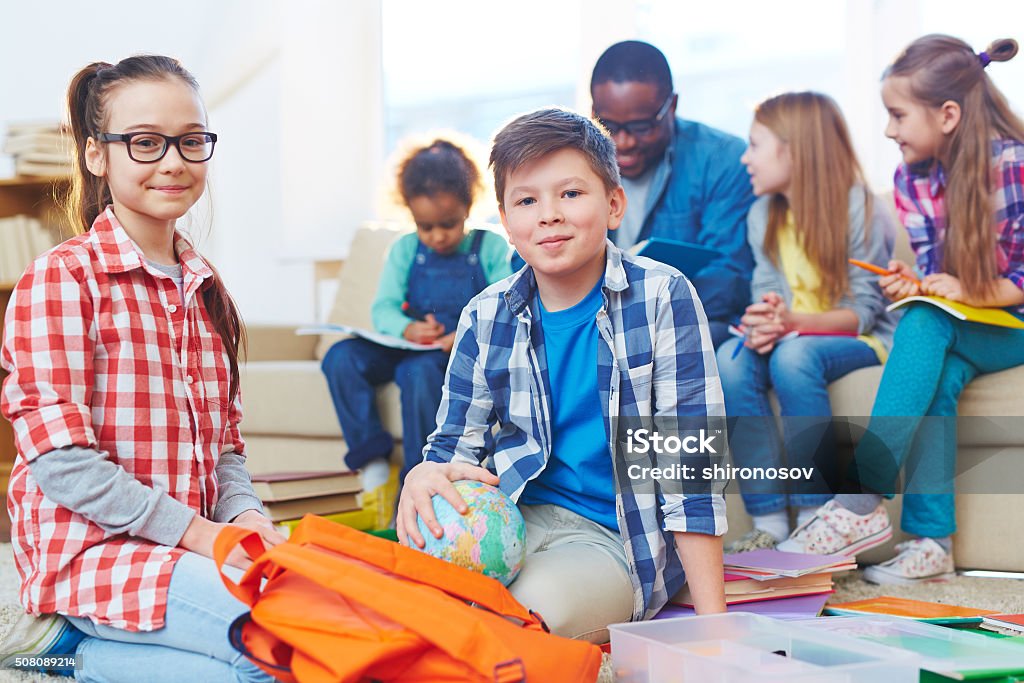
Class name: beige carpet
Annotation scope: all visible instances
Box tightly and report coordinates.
[1,542,1021,682]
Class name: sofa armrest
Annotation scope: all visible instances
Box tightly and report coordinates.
[245,325,319,362]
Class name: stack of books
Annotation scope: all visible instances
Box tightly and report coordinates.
[3,122,73,177]
[668,549,855,617]
[253,470,362,529]
[244,445,400,532]
[0,215,58,282]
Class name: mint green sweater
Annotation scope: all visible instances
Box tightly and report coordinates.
[371,229,514,338]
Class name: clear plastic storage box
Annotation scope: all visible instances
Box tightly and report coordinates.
[609,612,919,683]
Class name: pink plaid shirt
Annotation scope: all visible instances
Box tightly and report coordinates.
[893,138,1024,314]
[1,207,244,631]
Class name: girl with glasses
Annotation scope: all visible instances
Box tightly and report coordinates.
[0,55,279,681]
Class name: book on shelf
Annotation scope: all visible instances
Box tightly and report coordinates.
[261,492,361,522]
[250,470,361,502]
[2,130,68,156]
[0,215,58,282]
[296,322,442,352]
[14,159,74,177]
[4,121,63,137]
[628,237,723,278]
[824,596,1001,624]
[887,295,1024,330]
[671,571,833,607]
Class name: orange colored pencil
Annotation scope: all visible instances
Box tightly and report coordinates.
[848,258,921,285]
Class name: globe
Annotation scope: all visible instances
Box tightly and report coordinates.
[413,479,526,586]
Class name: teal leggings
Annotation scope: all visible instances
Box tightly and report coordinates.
[854,303,1024,538]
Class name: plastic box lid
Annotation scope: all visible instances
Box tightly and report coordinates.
[795,615,1024,679]
[609,612,919,683]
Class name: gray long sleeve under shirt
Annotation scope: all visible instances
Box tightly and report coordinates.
[28,446,265,547]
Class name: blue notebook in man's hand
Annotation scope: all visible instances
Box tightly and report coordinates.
[631,237,723,277]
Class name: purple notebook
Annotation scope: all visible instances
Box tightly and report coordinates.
[724,549,853,577]
[654,593,831,621]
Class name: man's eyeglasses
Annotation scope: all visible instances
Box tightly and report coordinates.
[595,94,674,138]
[98,131,218,163]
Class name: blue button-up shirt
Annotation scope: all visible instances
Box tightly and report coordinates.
[424,241,728,620]
[611,117,755,325]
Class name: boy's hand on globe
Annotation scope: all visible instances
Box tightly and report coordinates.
[397,461,500,549]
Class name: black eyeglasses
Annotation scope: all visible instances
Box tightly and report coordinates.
[98,131,218,163]
[595,94,674,138]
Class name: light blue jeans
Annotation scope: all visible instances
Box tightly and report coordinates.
[717,334,881,515]
[68,552,274,683]
[853,304,1024,538]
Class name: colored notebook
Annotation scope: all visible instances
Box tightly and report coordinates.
[630,237,722,277]
[656,592,831,621]
[887,296,1024,330]
[824,596,1000,625]
[723,549,856,580]
[671,572,833,607]
[981,616,1024,637]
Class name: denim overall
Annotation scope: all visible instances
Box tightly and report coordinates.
[322,230,488,484]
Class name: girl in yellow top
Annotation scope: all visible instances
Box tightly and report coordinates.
[718,92,899,552]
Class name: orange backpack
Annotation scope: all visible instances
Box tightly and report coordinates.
[215,515,603,683]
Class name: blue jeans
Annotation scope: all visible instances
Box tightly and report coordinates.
[717,334,881,515]
[68,552,272,683]
[853,304,1024,538]
[322,338,450,483]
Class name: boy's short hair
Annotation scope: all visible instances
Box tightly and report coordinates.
[489,108,621,207]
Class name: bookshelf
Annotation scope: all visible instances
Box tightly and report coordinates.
[0,175,70,540]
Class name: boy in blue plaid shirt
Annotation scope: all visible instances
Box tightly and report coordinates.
[396,108,727,642]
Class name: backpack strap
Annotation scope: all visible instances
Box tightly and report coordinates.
[291,515,543,628]
[213,525,270,605]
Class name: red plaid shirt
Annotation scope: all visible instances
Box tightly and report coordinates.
[1,207,244,631]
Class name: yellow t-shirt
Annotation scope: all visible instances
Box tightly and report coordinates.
[776,215,887,362]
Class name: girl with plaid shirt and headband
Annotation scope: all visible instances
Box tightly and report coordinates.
[0,56,280,681]
[777,36,1024,584]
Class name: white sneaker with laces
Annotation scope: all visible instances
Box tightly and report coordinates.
[775,499,892,557]
[863,537,956,585]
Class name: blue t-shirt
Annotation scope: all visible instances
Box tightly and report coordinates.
[519,278,617,530]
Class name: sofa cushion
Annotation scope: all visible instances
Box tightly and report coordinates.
[241,360,403,438]
[315,225,405,360]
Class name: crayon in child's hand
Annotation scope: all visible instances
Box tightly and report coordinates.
[848,259,921,285]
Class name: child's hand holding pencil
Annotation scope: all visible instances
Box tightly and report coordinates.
[849,258,921,301]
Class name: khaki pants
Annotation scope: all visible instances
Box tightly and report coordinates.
[509,504,634,644]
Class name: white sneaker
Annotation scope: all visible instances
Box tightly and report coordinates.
[776,500,892,557]
[0,612,84,674]
[863,537,956,585]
